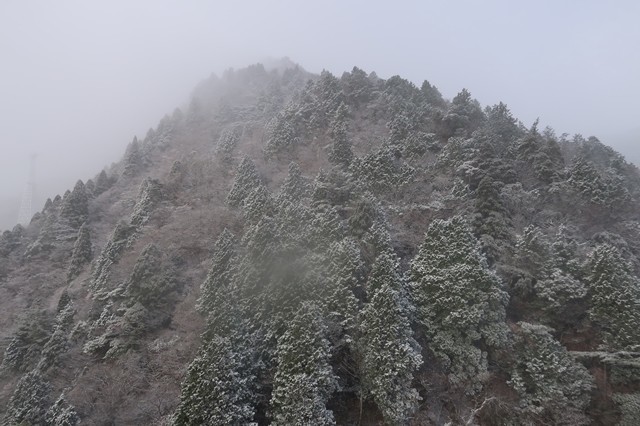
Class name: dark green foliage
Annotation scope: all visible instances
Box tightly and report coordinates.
[442,88,485,137]
[173,335,256,426]
[3,370,52,426]
[60,180,89,228]
[410,216,509,393]
[328,102,354,168]
[67,223,92,281]
[587,244,640,349]
[38,299,75,371]
[270,303,337,425]
[351,143,414,194]
[125,244,176,309]
[508,322,593,424]
[227,157,261,207]
[473,176,511,261]
[197,229,236,317]
[341,66,374,106]
[359,252,422,425]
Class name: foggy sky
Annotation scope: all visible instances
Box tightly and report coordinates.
[1,0,639,230]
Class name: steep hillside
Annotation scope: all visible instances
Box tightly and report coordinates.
[1,61,640,425]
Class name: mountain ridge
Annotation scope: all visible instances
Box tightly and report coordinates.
[1,60,640,425]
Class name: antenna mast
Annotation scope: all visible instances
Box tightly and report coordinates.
[18,154,37,226]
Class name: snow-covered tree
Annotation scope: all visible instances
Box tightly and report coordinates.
[277,162,310,203]
[216,128,238,165]
[270,302,337,425]
[410,216,509,392]
[360,252,422,425]
[264,112,297,159]
[131,178,164,227]
[173,335,256,425]
[45,393,80,426]
[60,180,89,228]
[586,244,640,349]
[328,102,353,168]
[242,184,273,224]
[508,322,593,424]
[3,370,52,425]
[197,229,236,317]
[351,143,414,194]
[227,157,261,207]
[123,136,144,177]
[67,223,92,281]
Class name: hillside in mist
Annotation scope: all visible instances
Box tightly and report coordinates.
[1,60,640,425]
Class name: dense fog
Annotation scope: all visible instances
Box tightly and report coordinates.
[1,0,639,230]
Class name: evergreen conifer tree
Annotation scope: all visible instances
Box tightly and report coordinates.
[173,335,256,425]
[328,102,353,168]
[410,216,509,392]
[60,180,89,228]
[270,302,337,425]
[587,244,640,349]
[67,223,92,281]
[227,157,261,207]
[360,252,422,424]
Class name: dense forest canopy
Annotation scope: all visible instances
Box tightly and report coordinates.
[1,61,640,425]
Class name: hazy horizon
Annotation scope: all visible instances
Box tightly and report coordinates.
[1,0,639,231]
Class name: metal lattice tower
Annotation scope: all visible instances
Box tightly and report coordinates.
[17,154,37,226]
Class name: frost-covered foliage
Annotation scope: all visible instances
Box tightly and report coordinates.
[197,229,236,318]
[67,222,92,281]
[60,180,89,228]
[613,393,640,426]
[215,128,238,164]
[264,111,297,158]
[410,216,509,392]
[93,169,114,195]
[38,301,75,371]
[242,184,273,224]
[122,136,144,177]
[1,310,50,373]
[124,244,176,309]
[277,162,310,203]
[90,221,136,295]
[359,252,422,425]
[45,393,80,426]
[86,244,176,358]
[173,335,256,426]
[513,225,586,309]
[586,244,640,349]
[226,156,261,207]
[351,143,414,194]
[508,322,593,424]
[567,156,630,206]
[442,88,485,137]
[131,177,164,227]
[328,102,353,168]
[3,370,52,425]
[270,303,338,425]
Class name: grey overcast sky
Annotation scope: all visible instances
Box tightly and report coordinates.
[1,0,639,230]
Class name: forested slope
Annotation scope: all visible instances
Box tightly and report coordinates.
[1,60,640,425]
